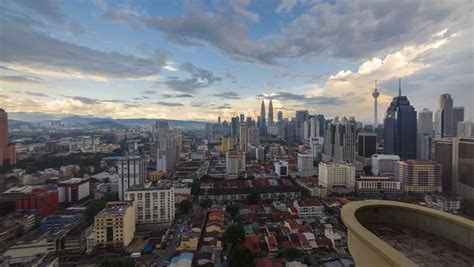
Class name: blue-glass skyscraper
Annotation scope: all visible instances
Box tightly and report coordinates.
[383,79,417,159]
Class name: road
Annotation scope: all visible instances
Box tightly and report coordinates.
[154,211,192,267]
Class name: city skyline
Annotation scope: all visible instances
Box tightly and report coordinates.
[0,1,472,122]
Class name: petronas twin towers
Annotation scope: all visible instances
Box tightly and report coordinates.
[259,99,274,134]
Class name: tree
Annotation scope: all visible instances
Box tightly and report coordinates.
[178,200,192,214]
[228,245,254,267]
[85,199,107,221]
[281,248,304,261]
[191,180,201,195]
[200,198,213,208]
[226,204,239,219]
[246,192,260,205]
[223,223,245,245]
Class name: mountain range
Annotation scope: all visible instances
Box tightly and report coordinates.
[7,112,209,129]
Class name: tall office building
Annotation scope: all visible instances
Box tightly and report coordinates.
[395,160,442,193]
[268,99,274,127]
[125,181,175,224]
[226,151,246,177]
[231,116,240,138]
[418,108,433,136]
[318,162,355,193]
[434,94,454,138]
[239,114,245,123]
[452,137,474,201]
[260,100,266,135]
[247,127,260,146]
[383,79,417,159]
[221,137,235,152]
[153,120,170,141]
[239,124,248,152]
[371,154,400,176]
[416,134,432,160]
[277,111,283,122]
[310,117,320,138]
[296,110,309,141]
[310,137,324,161]
[297,153,314,176]
[303,120,311,140]
[358,133,377,158]
[434,139,453,192]
[118,156,147,200]
[331,117,356,162]
[0,109,16,167]
[156,138,179,173]
[453,107,465,137]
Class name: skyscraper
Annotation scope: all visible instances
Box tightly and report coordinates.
[383,79,417,159]
[417,108,433,160]
[268,99,274,127]
[310,117,320,138]
[434,93,454,138]
[260,100,266,134]
[452,137,474,201]
[358,133,377,158]
[277,111,283,122]
[239,124,248,152]
[372,81,380,127]
[453,107,465,137]
[295,110,309,141]
[0,109,16,167]
[323,117,356,162]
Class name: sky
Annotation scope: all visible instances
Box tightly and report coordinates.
[0,0,472,123]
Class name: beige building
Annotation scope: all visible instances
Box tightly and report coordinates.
[318,162,355,193]
[341,200,474,267]
[395,160,442,193]
[221,137,235,153]
[125,181,175,224]
[94,201,136,248]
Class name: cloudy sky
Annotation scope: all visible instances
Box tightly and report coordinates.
[0,0,472,122]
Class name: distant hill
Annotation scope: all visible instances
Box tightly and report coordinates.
[7,112,208,129]
[87,120,127,129]
[8,119,34,129]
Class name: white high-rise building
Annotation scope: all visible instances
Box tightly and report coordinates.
[303,120,311,140]
[318,162,355,193]
[125,180,175,224]
[297,153,314,176]
[371,154,400,176]
[310,137,324,161]
[274,160,289,177]
[118,156,147,200]
[226,151,246,177]
[416,134,432,160]
[334,117,356,162]
[418,108,433,136]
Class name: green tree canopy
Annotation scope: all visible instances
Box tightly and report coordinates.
[228,245,254,267]
[246,192,260,205]
[223,223,245,245]
[178,199,192,214]
[281,247,304,261]
[199,198,213,208]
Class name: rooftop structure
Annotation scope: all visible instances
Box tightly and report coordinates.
[342,200,474,267]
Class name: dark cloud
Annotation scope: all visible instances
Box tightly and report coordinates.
[143,1,466,64]
[161,62,222,93]
[69,21,87,35]
[212,92,240,99]
[161,93,193,98]
[23,91,49,97]
[154,101,184,107]
[142,90,156,95]
[0,11,168,80]
[211,103,232,110]
[259,92,345,105]
[69,96,99,104]
[0,75,45,85]
[15,0,64,23]
[93,0,144,30]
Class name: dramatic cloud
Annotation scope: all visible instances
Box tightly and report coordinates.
[143,0,467,64]
[259,92,344,105]
[161,63,222,93]
[213,92,240,99]
[1,12,168,80]
[154,101,184,107]
[69,21,87,35]
[161,93,193,98]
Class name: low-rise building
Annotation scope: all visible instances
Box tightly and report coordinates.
[356,176,402,197]
[58,178,90,204]
[292,199,324,218]
[395,160,442,193]
[318,162,355,193]
[371,154,400,176]
[295,177,327,197]
[15,188,58,217]
[423,194,461,213]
